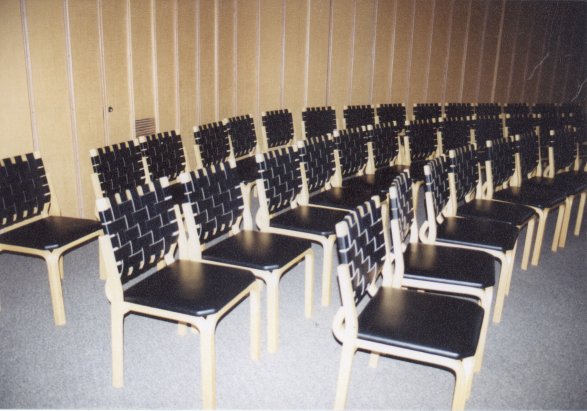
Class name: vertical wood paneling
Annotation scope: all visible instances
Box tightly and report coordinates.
[538,3,564,103]
[0,0,33,159]
[444,0,469,102]
[350,0,376,104]
[494,0,520,103]
[100,0,131,143]
[26,0,77,215]
[283,0,308,132]
[235,0,259,120]
[305,0,330,107]
[328,0,354,125]
[155,0,177,131]
[478,0,503,102]
[390,0,414,106]
[198,0,215,124]
[529,2,557,103]
[461,0,484,103]
[130,0,154,120]
[68,0,104,216]
[177,0,197,167]
[564,3,587,103]
[521,1,549,103]
[217,0,235,119]
[371,0,394,104]
[409,0,434,104]
[259,0,283,119]
[509,2,535,102]
[426,0,451,103]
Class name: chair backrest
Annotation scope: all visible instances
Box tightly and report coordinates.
[256,146,303,214]
[343,105,375,129]
[423,156,451,219]
[370,123,399,169]
[0,152,51,230]
[444,103,475,120]
[448,145,479,204]
[440,117,473,153]
[473,116,503,153]
[302,106,337,139]
[97,179,179,285]
[547,127,576,174]
[412,103,442,123]
[90,139,147,199]
[504,103,533,136]
[475,103,502,119]
[299,135,336,193]
[389,171,415,246]
[376,103,406,127]
[485,137,516,189]
[261,109,295,149]
[333,127,368,180]
[181,162,244,244]
[335,197,387,304]
[404,121,438,162]
[515,131,541,181]
[194,122,231,167]
[224,115,258,159]
[139,130,186,182]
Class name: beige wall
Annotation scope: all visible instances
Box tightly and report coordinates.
[1,0,585,217]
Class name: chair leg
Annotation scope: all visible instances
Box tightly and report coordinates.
[99,248,107,280]
[505,246,516,296]
[573,192,585,236]
[177,322,188,336]
[111,305,124,388]
[266,276,280,354]
[492,256,508,324]
[199,321,217,410]
[304,251,315,319]
[250,281,261,361]
[368,353,379,368]
[520,217,535,271]
[333,343,356,411]
[59,255,64,280]
[531,210,549,266]
[463,357,475,401]
[558,197,574,248]
[451,362,467,411]
[45,253,66,326]
[474,287,493,373]
[551,203,566,252]
[321,236,336,307]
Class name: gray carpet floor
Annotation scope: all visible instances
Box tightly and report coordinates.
[0,201,586,409]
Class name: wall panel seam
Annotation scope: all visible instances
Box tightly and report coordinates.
[458,0,472,102]
[348,0,357,103]
[174,0,180,130]
[233,0,238,116]
[424,0,436,102]
[195,0,201,124]
[405,0,416,108]
[303,0,311,108]
[505,1,521,102]
[20,0,39,152]
[474,1,490,102]
[520,6,536,102]
[387,0,398,102]
[326,0,334,105]
[369,0,378,104]
[97,0,109,146]
[490,0,506,103]
[214,0,219,120]
[440,0,455,104]
[126,0,136,137]
[151,0,159,131]
[280,0,286,108]
[256,0,261,123]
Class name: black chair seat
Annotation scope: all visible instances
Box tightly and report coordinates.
[202,230,312,271]
[358,287,484,359]
[236,156,259,184]
[403,243,495,289]
[456,199,536,226]
[0,216,102,251]
[493,186,567,209]
[124,260,256,317]
[342,166,406,196]
[526,173,587,196]
[309,187,379,210]
[436,217,519,252]
[270,206,348,236]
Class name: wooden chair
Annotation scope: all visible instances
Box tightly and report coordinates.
[301,106,337,139]
[444,102,475,120]
[255,146,348,307]
[420,155,520,323]
[439,117,475,154]
[193,121,231,169]
[261,109,297,151]
[138,129,188,204]
[332,197,484,410]
[486,133,567,266]
[375,103,406,127]
[342,104,375,129]
[448,145,537,270]
[412,102,442,123]
[97,177,261,410]
[0,152,102,325]
[388,171,495,372]
[178,162,314,353]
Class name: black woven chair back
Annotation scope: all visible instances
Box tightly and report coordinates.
[424,156,450,218]
[532,103,562,152]
[262,109,295,149]
[98,180,178,285]
[91,140,147,198]
[486,137,516,188]
[182,162,244,243]
[549,127,577,171]
[376,103,406,127]
[504,103,532,136]
[516,131,540,181]
[441,118,472,153]
[257,147,303,214]
[0,153,50,229]
[413,103,442,123]
[335,198,386,304]
[225,115,257,159]
[371,123,399,168]
[473,117,503,154]
[475,103,502,119]
[445,103,475,120]
[405,121,437,162]
[140,130,186,181]
[300,135,336,193]
[302,106,337,139]
[343,105,375,128]
[449,145,479,202]
[194,122,230,166]
[334,128,368,179]
[389,171,414,244]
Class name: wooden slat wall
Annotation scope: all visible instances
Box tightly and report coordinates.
[1,0,585,217]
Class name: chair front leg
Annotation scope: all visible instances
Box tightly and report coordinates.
[492,253,508,324]
[111,305,125,388]
[45,252,66,326]
[520,217,536,271]
[474,287,493,373]
[250,281,261,361]
[265,275,280,353]
[334,342,357,411]
[551,203,566,252]
[573,192,586,236]
[558,196,574,248]
[304,250,315,319]
[199,320,217,410]
[531,209,549,266]
[321,236,336,307]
